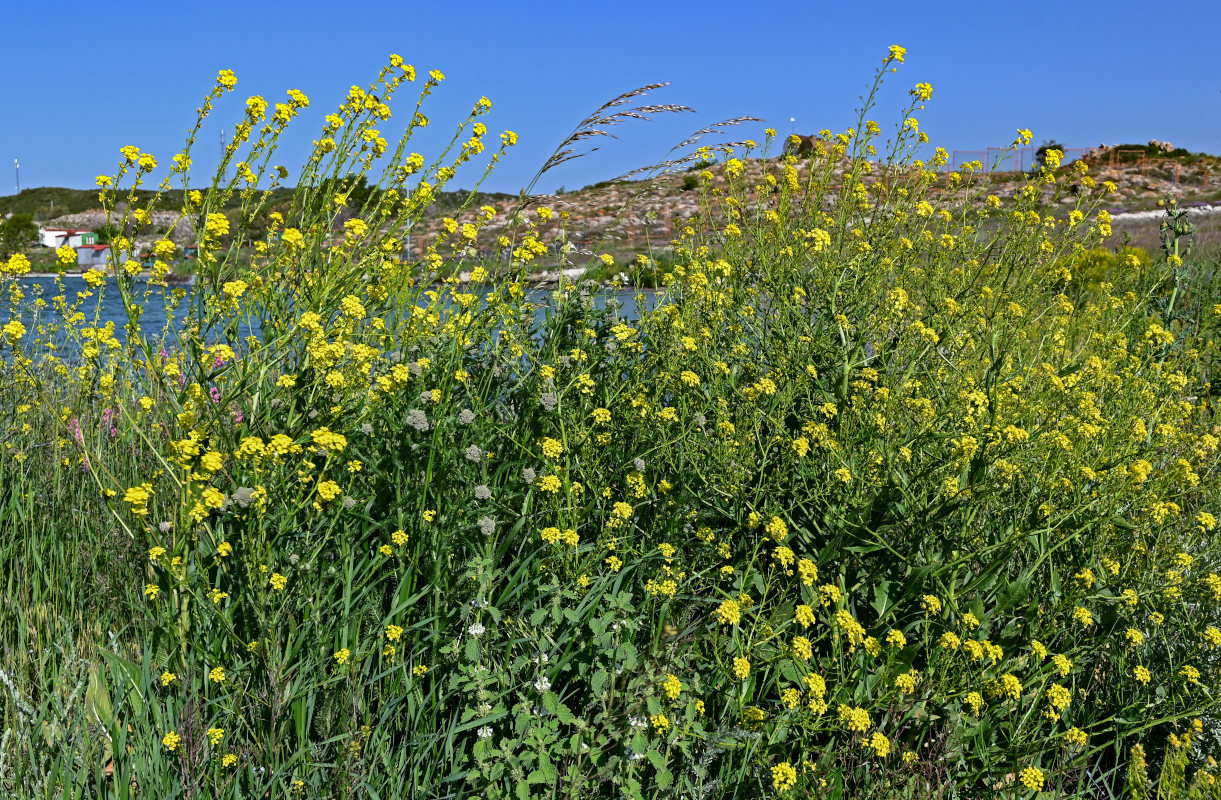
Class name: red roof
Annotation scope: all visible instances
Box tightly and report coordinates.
[76,244,109,250]
[45,228,92,234]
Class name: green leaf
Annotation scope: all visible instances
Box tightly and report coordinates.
[542,691,575,725]
[778,659,804,685]
[871,579,892,616]
[645,749,666,771]
[591,669,609,696]
[621,642,639,671]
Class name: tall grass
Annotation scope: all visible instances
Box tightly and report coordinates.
[3,50,1221,799]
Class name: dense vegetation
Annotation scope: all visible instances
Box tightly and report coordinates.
[3,50,1221,799]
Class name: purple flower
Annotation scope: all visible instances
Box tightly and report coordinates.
[101,408,118,438]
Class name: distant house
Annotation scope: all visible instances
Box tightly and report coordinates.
[40,228,98,248]
[75,243,111,267]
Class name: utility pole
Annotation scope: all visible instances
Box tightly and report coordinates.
[220,129,225,162]
[14,158,19,193]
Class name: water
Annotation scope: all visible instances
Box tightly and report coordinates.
[3,274,657,352]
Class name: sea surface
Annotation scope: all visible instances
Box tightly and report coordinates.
[3,274,656,353]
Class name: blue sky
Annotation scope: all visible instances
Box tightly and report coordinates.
[2,0,1218,196]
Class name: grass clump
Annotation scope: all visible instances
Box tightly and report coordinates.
[3,48,1221,799]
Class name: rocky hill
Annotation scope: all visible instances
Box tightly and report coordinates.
[5,140,1219,273]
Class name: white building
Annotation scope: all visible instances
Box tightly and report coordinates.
[39,228,98,248]
[74,244,111,267]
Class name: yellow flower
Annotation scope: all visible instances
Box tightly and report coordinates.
[209,666,226,684]
[888,45,907,63]
[2,319,26,344]
[716,599,741,626]
[662,674,683,700]
[124,484,153,516]
[334,648,351,664]
[311,427,347,453]
[222,753,238,767]
[1047,683,1071,712]
[269,573,288,591]
[732,657,750,679]
[207,727,224,746]
[413,664,429,677]
[772,761,797,791]
[162,730,181,751]
[160,671,176,686]
[764,515,788,541]
[867,731,890,757]
[1019,767,1044,791]
[837,704,871,732]
[1133,665,1152,684]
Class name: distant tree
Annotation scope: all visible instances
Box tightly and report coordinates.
[1033,140,1067,172]
[306,175,379,217]
[0,213,37,257]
